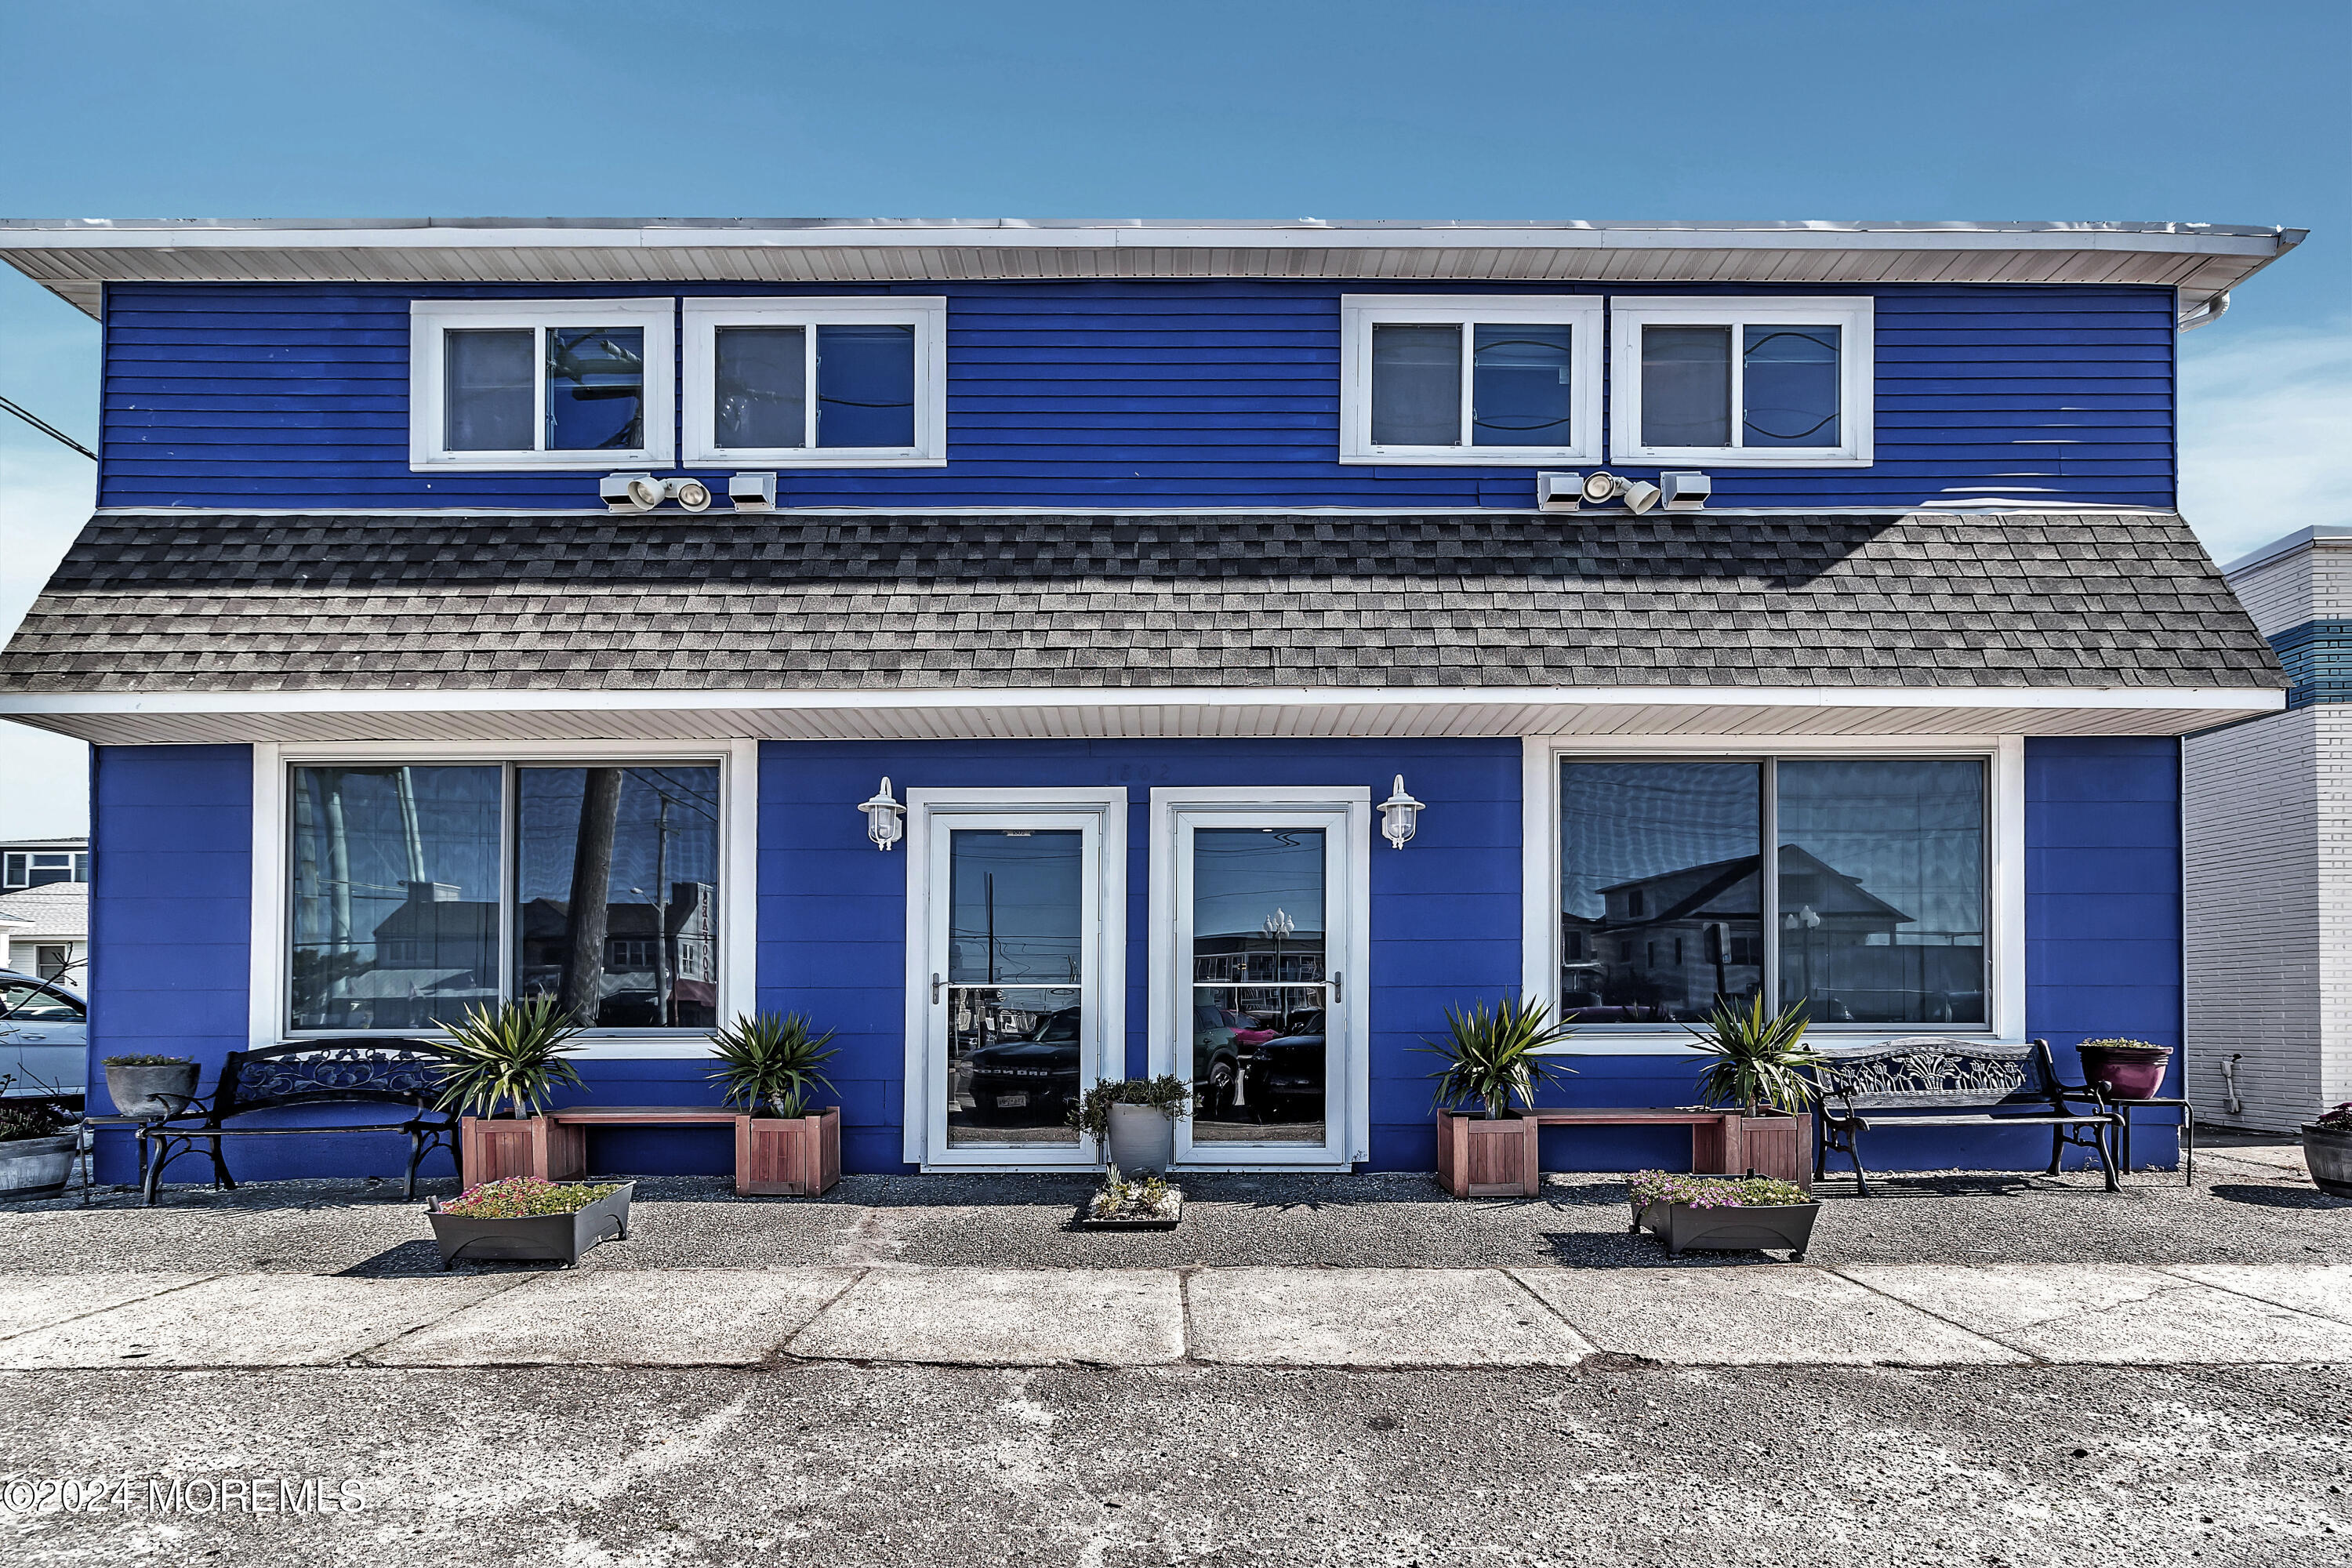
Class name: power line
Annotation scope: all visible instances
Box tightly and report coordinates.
[0,396,94,460]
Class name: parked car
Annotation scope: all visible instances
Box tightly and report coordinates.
[0,970,87,1100]
[963,1007,1082,1125]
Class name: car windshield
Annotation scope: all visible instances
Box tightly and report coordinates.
[1022,1008,1080,1044]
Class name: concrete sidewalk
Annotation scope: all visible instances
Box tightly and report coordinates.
[2,1260,2347,1371]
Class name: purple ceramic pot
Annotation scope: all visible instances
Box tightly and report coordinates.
[2078,1044,2172,1101]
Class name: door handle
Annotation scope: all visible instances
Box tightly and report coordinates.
[931,973,943,1004]
[1330,974,1341,1003]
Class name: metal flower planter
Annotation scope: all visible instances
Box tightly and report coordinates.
[2302,1125,2352,1198]
[427,1181,634,1268]
[1635,1199,1821,1261]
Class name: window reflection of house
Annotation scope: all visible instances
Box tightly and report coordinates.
[517,880,717,1027]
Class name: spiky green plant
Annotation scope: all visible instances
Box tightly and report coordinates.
[1421,996,1577,1119]
[706,1011,839,1119]
[1682,994,1820,1117]
[432,996,586,1120]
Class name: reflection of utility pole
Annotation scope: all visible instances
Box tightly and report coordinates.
[985,873,998,984]
[325,770,352,956]
[651,793,672,1025]
[394,766,426,884]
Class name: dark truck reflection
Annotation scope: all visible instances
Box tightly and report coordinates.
[1192,1004,1324,1122]
[963,1007,1082,1126]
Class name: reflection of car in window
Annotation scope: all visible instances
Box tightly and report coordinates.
[1194,1004,1325,1120]
[0,971,89,1100]
[964,1007,1082,1124]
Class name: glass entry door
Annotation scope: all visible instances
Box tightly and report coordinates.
[1160,799,1364,1169]
[916,802,1118,1170]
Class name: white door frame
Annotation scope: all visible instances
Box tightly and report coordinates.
[1147,786,1371,1171]
[900,786,1127,1171]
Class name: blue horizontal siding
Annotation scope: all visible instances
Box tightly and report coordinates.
[98,280,2176,512]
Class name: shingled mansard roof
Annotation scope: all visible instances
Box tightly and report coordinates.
[0,510,2284,744]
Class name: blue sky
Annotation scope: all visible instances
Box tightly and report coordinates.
[2,0,2347,833]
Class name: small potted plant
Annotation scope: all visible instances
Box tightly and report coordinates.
[1682,995,1820,1188]
[1423,996,1576,1197]
[101,1054,200,1119]
[1628,1170,1821,1260]
[2303,1102,2352,1198]
[435,996,587,1184]
[1066,1074,1192,1174]
[0,1077,78,1201]
[426,1175,633,1267]
[1078,1164,1182,1230]
[710,1011,842,1196]
[2074,1037,2174,1101]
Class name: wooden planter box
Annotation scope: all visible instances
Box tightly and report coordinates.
[1635,1198,1820,1260]
[1436,1111,1537,1197]
[427,1181,633,1267]
[1737,1110,1814,1192]
[735,1107,840,1196]
[459,1115,586,1185]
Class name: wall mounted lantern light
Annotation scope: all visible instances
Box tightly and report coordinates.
[861,777,906,851]
[1378,775,1425,849]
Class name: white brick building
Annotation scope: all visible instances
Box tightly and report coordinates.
[2184,526,2352,1130]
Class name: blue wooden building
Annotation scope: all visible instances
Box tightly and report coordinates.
[0,217,2301,1181]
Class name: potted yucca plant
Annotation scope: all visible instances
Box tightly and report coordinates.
[1422,996,1576,1197]
[434,996,588,1185]
[710,1011,842,1196]
[1682,994,1820,1189]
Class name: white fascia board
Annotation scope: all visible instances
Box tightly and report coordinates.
[0,682,2288,720]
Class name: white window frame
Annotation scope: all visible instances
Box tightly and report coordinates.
[1608,296,1874,467]
[1519,735,2024,1054]
[408,298,675,472]
[1339,294,1604,464]
[682,296,948,467]
[1147,786,1371,1171]
[898,787,1127,1171]
[248,739,757,1058]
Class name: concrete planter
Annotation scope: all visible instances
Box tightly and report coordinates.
[2077,1044,2172,1101]
[2302,1124,2352,1198]
[737,1107,841,1196]
[103,1062,199,1119]
[427,1181,634,1268]
[1105,1102,1177,1175]
[1635,1199,1820,1260]
[0,1133,77,1201]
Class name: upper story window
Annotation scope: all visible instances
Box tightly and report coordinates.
[683,298,947,466]
[409,299,675,470]
[1339,295,1603,464]
[1609,296,1874,466]
[4,851,85,888]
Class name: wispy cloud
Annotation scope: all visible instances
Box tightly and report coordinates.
[2178,316,2352,567]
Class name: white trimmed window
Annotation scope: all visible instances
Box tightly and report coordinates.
[1522,739,2023,1051]
[1608,296,1874,466]
[253,742,756,1054]
[408,299,674,471]
[1339,295,1604,463]
[683,297,947,466]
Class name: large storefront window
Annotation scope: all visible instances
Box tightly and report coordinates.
[289,760,722,1033]
[1559,757,1986,1027]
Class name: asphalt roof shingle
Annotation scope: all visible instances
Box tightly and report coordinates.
[0,511,2284,695]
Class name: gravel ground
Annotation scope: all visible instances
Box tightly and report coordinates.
[3,1360,2347,1566]
[1,1139,2342,1277]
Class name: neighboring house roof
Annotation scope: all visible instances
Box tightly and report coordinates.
[0,882,89,941]
[0,218,2303,325]
[0,837,87,849]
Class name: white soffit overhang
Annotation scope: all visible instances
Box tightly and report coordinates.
[0,684,2285,747]
[0,218,2304,321]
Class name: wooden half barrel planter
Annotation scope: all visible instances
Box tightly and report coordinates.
[427,1181,636,1268]
[459,1115,586,1185]
[737,1107,842,1197]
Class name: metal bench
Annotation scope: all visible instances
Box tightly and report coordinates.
[135,1039,459,1206]
[1812,1036,2121,1196]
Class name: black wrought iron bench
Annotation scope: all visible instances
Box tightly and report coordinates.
[134,1040,459,1206]
[1811,1036,2122,1196]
